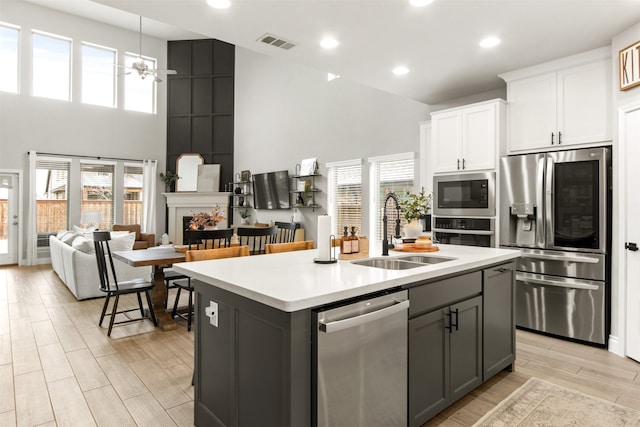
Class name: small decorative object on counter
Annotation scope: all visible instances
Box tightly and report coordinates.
[350,226,359,253]
[400,187,432,239]
[341,226,352,254]
[415,235,432,249]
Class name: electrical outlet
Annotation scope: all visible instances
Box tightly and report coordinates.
[204,300,219,327]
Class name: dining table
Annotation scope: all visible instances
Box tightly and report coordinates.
[112,246,185,331]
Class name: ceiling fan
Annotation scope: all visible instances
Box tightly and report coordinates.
[116,16,177,82]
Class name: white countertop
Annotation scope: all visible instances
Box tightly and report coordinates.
[172,243,520,312]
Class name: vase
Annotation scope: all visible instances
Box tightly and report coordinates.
[403,219,423,238]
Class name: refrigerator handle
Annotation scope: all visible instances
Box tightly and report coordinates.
[536,156,546,247]
[544,155,554,248]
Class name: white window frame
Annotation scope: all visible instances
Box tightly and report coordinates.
[81,41,117,108]
[368,152,416,241]
[0,22,20,94]
[31,30,72,101]
[124,52,157,114]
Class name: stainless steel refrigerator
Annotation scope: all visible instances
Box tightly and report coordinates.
[499,147,611,345]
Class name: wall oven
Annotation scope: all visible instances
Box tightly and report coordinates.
[433,172,495,217]
[432,217,495,248]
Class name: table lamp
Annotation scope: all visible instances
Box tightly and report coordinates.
[82,211,103,230]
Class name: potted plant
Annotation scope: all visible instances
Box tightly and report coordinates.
[239,210,251,225]
[160,171,180,191]
[399,187,432,238]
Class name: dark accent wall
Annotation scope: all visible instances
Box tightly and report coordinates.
[167,39,235,191]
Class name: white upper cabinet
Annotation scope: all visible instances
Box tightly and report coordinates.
[431,99,505,174]
[500,48,611,153]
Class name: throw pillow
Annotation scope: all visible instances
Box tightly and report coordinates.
[72,225,95,239]
[56,230,70,239]
[71,236,94,254]
[108,232,136,251]
[61,232,81,246]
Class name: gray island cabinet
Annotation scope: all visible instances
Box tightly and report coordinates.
[173,244,519,427]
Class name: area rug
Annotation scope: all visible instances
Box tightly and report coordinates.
[473,377,640,426]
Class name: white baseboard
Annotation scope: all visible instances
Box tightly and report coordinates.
[608,334,623,356]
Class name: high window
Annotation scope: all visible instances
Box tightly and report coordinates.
[32,31,71,101]
[82,42,116,107]
[0,23,20,93]
[124,53,156,113]
[369,153,415,241]
[327,159,363,237]
[80,162,114,230]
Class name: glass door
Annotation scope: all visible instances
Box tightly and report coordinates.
[0,173,19,265]
[545,148,609,253]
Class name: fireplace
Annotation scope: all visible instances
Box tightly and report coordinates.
[163,192,230,245]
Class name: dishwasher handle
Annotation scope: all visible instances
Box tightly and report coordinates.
[319,299,410,334]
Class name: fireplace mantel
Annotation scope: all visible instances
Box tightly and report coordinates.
[163,192,231,245]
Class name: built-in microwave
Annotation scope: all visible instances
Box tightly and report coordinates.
[433,172,495,217]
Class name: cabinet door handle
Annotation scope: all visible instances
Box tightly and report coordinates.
[457,159,460,170]
[444,308,459,333]
[462,159,466,170]
[558,131,562,145]
[551,132,555,145]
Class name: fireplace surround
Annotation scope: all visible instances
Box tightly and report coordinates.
[163,192,231,245]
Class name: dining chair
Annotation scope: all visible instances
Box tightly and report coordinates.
[237,225,278,255]
[274,221,300,243]
[172,245,250,331]
[164,228,233,306]
[265,240,315,254]
[93,231,158,336]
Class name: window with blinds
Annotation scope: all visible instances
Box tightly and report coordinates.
[123,164,143,225]
[371,154,415,241]
[80,162,114,229]
[328,160,362,237]
[35,159,71,236]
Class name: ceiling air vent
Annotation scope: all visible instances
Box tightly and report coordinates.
[258,33,296,50]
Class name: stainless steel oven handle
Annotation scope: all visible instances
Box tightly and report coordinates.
[516,272,599,291]
[433,228,494,236]
[520,253,599,264]
[319,300,410,334]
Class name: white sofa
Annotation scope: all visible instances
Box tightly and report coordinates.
[49,230,152,300]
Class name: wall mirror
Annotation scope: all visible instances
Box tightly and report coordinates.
[176,153,204,192]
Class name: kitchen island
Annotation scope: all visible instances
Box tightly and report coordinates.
[172,244,520,427]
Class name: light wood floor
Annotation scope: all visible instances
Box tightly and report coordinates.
[2,264,640,427]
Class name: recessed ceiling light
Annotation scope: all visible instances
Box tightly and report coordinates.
[393,66,409,76]
[409,0,433,6]
[479,36,501,48]
[320,37,339,49]
[207,0,231,9]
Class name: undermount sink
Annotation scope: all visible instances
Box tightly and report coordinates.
[398,255,455,264]
[351,258,424,270]
[351,255,456,270]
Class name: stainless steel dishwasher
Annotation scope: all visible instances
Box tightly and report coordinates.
[314,290,409,427]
